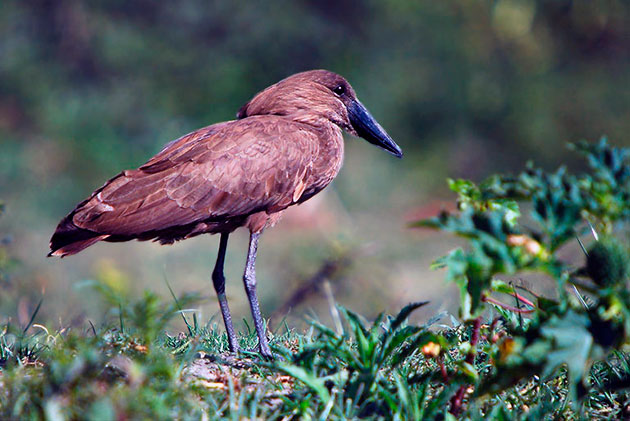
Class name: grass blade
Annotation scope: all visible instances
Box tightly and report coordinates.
[23,296,44,334]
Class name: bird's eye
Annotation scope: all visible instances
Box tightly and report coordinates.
[333,85,345,96]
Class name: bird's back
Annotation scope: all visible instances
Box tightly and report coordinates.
[49,115,344,257]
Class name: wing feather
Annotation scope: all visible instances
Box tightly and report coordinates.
[71,116,320,236]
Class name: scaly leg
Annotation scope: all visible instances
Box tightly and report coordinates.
[242,232,273,359]
[212,233,239,353]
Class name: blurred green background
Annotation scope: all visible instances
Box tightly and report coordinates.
[1,0,629,331]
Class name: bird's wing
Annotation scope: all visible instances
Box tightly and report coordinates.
[70,117,319,235]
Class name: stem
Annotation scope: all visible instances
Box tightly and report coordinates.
[450,386,467,415]
[482,296,535,314]
[438,356,449,383]
[514,284,540,299]
[512,283,524,329]
[466,318,481,364]
[511,292,534,308]
[449,317,482,416]
[484,318,502,343]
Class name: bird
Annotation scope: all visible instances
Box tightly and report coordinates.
[49,69,402,358]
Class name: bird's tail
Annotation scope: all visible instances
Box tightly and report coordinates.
[48,215,108,257]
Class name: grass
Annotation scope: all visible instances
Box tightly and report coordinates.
[2,138,630,419]
[0,287,629,420]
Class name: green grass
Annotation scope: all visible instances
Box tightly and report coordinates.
[3,138,630,419]
[0,288,629,420]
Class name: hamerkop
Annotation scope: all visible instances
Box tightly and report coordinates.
[49,70,402,358]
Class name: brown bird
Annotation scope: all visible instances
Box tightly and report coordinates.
[49,70,402,358]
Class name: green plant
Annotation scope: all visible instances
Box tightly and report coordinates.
[272,302,459,419]
[412,137,630,415]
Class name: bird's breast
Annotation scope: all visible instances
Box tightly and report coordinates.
[301,125,344,201]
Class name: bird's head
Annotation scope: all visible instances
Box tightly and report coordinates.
[237,70,403,158]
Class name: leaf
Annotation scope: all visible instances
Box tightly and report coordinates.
[438,248,468,282]
[458,361,479,382]
[389,301,429,333]
[340,307,369,339]
[539,311,597,399]
[425,310,448,327]
[490,279,515,295]
[340,308,372,364]
[448,178,479,197]
[448,178,481,211]
[307,319,340,340]
[23,296,44,334]
[382,325,424,360]
[488,199,520,227]
[276,363,330,403]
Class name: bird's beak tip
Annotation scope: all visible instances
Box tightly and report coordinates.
[386,144,403,158]
[348,100,403,159]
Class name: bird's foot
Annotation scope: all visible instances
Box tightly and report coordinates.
[258,340,282,361]
[259,348,276,361]
[235,345,282,362]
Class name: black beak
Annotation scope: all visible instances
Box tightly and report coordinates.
[348,100,403,158]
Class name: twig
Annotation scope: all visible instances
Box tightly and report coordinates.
[269,252,352,324]
[450,386,468,416]
[514,284,540,298]
[510,291,534,308]
[482,296,535,314]
[572,284,589,309]
[573,233,590,309]
[575,234,589,257]
[467,318,481,363]
[512,281,524,329]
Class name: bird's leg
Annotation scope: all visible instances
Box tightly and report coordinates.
[212,233,239,353]
[243,231,273,359]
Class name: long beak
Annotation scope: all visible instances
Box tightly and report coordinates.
[348,100,403,158]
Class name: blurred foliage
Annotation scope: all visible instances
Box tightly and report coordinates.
[2,276,630,419]
[0,284,208,420]
[1,3,630,416]
[0,203,14,286]
[1,0,629,217]
[1,0,630,332]
[413,138,630,414]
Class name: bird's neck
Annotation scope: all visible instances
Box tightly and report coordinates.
[310,118,345,185]
[294,113,344,153]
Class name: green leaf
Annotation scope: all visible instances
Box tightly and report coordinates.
[458,361,479,382]
[276,363,331,403]
[438,248,468,282]
[389,301,429,333]
[382,325,425,361]
[539,311,597,398]
[490,279,515,295]
[488,199,520,226]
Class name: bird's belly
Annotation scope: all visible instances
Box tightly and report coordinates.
[245,211,283,233]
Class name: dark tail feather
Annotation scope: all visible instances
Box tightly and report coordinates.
[48,215,108,257]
